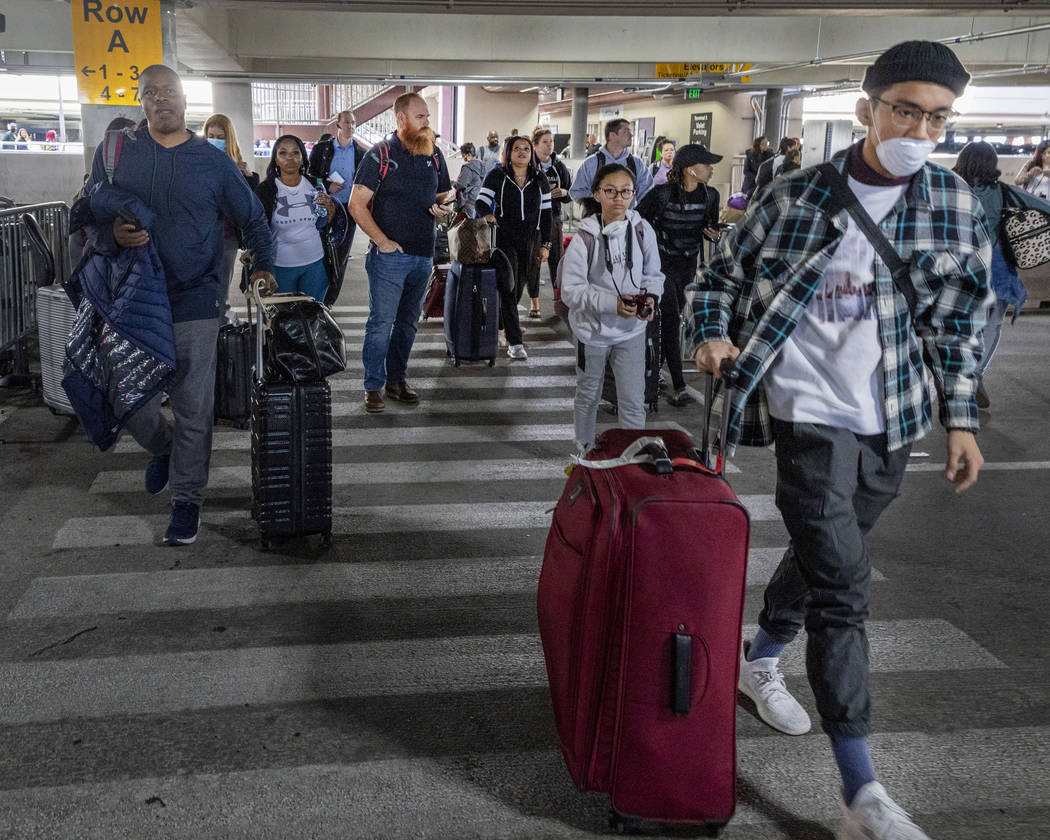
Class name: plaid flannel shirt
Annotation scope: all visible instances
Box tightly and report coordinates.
[684,145,992,452]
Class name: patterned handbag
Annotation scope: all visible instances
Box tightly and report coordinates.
[1001,185,1050,270]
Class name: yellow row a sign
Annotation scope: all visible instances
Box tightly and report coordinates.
[655,63,753,83]
[71,1,163,106]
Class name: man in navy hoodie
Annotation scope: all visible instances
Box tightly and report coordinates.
[87,64,275,546]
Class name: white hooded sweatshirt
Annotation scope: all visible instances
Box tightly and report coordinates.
[560,209,664,348]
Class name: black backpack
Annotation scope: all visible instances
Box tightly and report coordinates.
[595,150,638,178]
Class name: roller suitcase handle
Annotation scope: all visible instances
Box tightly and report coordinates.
[700,358,739,476]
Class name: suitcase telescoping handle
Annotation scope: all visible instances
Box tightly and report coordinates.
[253,277,266,384]
[700,358,739,476]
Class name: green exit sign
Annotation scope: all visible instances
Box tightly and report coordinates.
[684,88,704,101]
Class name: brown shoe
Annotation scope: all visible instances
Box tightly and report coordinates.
[385,381,420,404]
[364,390,386,413]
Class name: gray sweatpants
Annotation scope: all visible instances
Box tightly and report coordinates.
[123,318,220,506]
[574,331,646,453]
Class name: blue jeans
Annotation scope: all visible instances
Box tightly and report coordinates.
[976,298,1009,376]
[362,246,432,391]
[274,259,329,302]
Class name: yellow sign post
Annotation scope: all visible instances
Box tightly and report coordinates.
[71,1,163,106]
[655,63,753,84]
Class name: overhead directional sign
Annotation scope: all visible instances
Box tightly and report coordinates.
[71,1,162,106]
[655,63,752,83]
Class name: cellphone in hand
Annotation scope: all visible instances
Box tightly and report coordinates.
[118,206,143,231]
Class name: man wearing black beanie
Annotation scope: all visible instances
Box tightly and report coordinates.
[685,40,991,840]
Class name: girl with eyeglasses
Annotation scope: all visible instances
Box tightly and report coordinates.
[559,164,664,455]
[1015,140,1050,201]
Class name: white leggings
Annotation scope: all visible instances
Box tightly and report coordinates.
[574,331,646,452]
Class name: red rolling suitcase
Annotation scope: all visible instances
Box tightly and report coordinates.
[537,382,749,835]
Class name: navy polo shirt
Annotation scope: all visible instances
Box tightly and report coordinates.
[354,134,451,258]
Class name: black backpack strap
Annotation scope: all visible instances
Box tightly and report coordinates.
[817,163,917,314]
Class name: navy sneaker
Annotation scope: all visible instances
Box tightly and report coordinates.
[164,502,200,546]
[145,453,170,495]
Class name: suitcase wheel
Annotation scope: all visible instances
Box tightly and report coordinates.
[487,357,495,367]
[704,823,727,838]
[260,538,273,551]
[608,810,643,834]
[453,359,461,367]
[320,531,332,548]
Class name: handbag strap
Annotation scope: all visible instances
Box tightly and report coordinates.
[817,163,917,314]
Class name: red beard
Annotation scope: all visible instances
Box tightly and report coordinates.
[399,124,436,156]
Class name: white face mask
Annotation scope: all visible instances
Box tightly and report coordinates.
[870,103,935,177]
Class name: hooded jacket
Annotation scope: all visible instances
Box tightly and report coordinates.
[559,209,664,347]
[86,126,274,322]
[63,184,176,451]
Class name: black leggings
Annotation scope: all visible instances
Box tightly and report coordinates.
[659,252,698,391]
[527,214,563,295]
[497,229,537,346]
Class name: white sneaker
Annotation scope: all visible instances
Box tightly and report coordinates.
[838,782,931,840]
[738,643,811,735]
[508,344,528,360]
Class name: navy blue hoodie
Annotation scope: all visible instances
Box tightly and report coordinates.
[88,127,274,322]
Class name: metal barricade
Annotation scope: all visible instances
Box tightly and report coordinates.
[0,202,71,386]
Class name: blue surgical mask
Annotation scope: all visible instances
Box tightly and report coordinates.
[207,138,227,152]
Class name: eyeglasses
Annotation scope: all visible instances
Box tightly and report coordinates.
[871,96,958,131]
[598,187,635,199]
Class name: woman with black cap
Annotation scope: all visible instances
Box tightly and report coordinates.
[637,143,723,406]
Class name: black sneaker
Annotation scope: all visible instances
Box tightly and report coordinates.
[164,502,200,546]
[667,389,696,407]
[145,453,170,495]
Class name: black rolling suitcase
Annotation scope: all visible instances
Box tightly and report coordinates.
[214,298,254,429]
[601,309,662,413]
[444,261,501,367]
[249,285,333,549]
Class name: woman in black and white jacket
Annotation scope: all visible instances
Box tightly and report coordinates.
[475,135,552,360]
[530,127,573,314]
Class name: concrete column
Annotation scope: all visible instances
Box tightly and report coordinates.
[212,82,255,162]
[763,88,783,146]
[570,87,589,160]
[80,0,177,173]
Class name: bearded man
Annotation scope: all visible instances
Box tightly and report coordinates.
[349,92,452,413]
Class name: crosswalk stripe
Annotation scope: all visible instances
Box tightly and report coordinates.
[2,728,1043,834]
[342,355,575,369]
[0,619,1003,725]
[746,547,886,584]
[10,544,786,618]
[333,397,565,415]
[343,328,567,342]
[906,460,1050,472]
[53,496,776,549]
[232,305,371,314]
[90,458,576,493]
[114,421,692,453]
[327,375,578,391]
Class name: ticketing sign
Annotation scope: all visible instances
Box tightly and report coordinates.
[71,1,163,106]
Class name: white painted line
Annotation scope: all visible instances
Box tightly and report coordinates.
[341,355,575,370]
[332,397,572,415]
[90,458,575,494]
[232,305,371,314]
[114,420,692,453]
[343,328,567,342]
[906,460,1050,472]
[0,619,1003,725]
[15,539,770,618]
[1,729,1045,836]
[0,406,14,427]
[55,494,774,549]
[328,375,578,391]
[745,546,886,586]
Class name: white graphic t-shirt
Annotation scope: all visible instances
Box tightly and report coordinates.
[764,177,907,435]
[272,178,324,267]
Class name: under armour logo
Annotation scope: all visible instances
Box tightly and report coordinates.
[275,195,309,218]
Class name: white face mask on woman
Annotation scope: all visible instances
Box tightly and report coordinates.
[869,104,935,177]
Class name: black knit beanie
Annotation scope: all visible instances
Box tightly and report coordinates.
[862,41,970,96]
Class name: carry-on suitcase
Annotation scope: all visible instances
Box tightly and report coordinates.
[421,263,450,321]
[249,283,333,549]
[214,297,255,428]
[537,378,749,834]
[444,261,499,367]
[601,308,662,413]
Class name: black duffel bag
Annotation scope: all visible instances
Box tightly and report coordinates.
[264,299,346,383]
